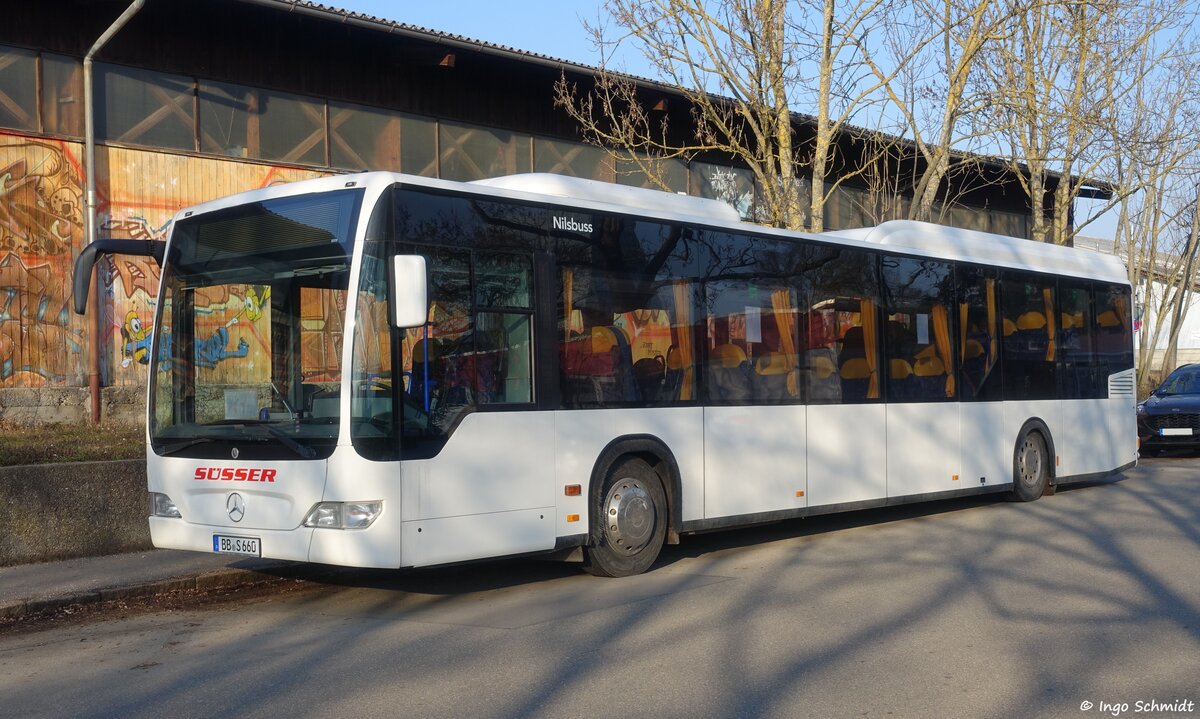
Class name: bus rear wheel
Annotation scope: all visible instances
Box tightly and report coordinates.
[583,458,667,577]
[1012,428,1049,502]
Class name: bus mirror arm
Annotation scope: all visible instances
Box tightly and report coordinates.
[72,239,165,315]
[390,255,429,328]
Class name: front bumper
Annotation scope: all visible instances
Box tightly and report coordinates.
[1137,416,1200,450]
[148,515,401,568]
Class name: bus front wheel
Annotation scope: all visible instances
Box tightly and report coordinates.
[1012,428,1050,502]
[583,458,668,577]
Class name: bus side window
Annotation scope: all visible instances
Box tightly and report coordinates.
[801,245,881,404]
[881,256,956,402]
[1000,272,1057,400]
[557,218,700,408]
[956,266,1001,401]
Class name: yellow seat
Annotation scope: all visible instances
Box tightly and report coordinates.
[1017,311,1046,331]
[811,353,836,379]
[755,351,792,376]
[665,346,683,371]
[889,358,913,380]
[591,326,621,353]
[711,344,748,368]
[913,355,945,377]
[840,357,871,380]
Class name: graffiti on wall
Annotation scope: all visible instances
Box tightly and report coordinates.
[0,131,326,389]
[0,137,85,385]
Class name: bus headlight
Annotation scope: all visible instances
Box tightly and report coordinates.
[304,501,382,529]
[150,492,181,518]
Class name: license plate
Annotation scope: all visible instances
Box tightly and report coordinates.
[1160,428,1193,436]
[213,534,261,556]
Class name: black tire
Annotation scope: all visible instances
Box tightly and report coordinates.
[1012,428,1049,502]
[583,457,668,577]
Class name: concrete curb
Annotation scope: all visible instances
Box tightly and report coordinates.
[0,563,298,623]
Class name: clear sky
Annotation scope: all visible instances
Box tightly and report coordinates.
[332,1,610,68]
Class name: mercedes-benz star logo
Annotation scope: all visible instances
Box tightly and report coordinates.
[231,447,240,459]
[226,492,245,523]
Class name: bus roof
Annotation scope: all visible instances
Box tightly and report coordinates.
[823,221,1130,286]
[172,171,1129,286]
[470,173,742,225]
[467,174,1129,286]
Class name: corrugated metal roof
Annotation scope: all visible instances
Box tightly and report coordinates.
[237,0,1110,198]
[238,0,668,84]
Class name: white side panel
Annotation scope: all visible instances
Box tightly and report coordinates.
[806,404,886,507]
[401,509,554,567]
[1107,369,1139,471]
[1060,376,1137,478]
[886,403,961,498]
[398,412,556,566]
[1060,399,1112,477]
[402,411,555,521]
[1107,398,1138,470]
[704,405,806,518]
[553,407,704,536]
[960,402,1008,489]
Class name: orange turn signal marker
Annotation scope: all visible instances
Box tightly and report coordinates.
[795,490,804,497]
[952,474,959,481]
[566,514,580,522]
[1056,455,1061,466]
[564,484,581,496]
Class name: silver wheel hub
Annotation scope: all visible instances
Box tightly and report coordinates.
[604,479,655,554]
[1018,436,1044,487]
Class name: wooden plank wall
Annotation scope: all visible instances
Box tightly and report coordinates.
[0,130,326,389]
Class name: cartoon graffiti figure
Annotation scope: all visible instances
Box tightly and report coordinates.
[154,327,250,371]
[195,327,250,368]
[121,310,153,368]
[244,286,270,322]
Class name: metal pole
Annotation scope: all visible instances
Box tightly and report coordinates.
[83,0,145,423]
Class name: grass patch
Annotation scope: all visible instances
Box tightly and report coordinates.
[0,424,145,466]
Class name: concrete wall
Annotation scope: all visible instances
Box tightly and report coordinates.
[0,459,150,566]
[0,386,146,427]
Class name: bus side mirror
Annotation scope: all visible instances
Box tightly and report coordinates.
[390,255,428,328]
[72,239,164,315]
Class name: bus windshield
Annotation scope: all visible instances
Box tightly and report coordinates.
[149,189,364,460]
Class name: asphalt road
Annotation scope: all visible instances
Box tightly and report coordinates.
[1,456,1197,719]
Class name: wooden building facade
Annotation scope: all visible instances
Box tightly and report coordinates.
[0,0,1069,404]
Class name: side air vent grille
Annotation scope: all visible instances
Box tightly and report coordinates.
[1108,371,1135,398]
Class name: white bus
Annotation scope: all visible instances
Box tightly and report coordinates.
[73,171,1137,577]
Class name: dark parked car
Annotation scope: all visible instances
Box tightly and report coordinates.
[1138,363,1200,455]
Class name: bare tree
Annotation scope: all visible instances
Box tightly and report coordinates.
[858,0,1023,222]
[982,0,1185,246]
[797,0,890,231]
[1161,196,1200,373]
[554,0,889,231]
[1103,44,1200,388]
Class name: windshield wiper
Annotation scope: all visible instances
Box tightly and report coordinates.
[158,437,215,456]
[256,423,317,460]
